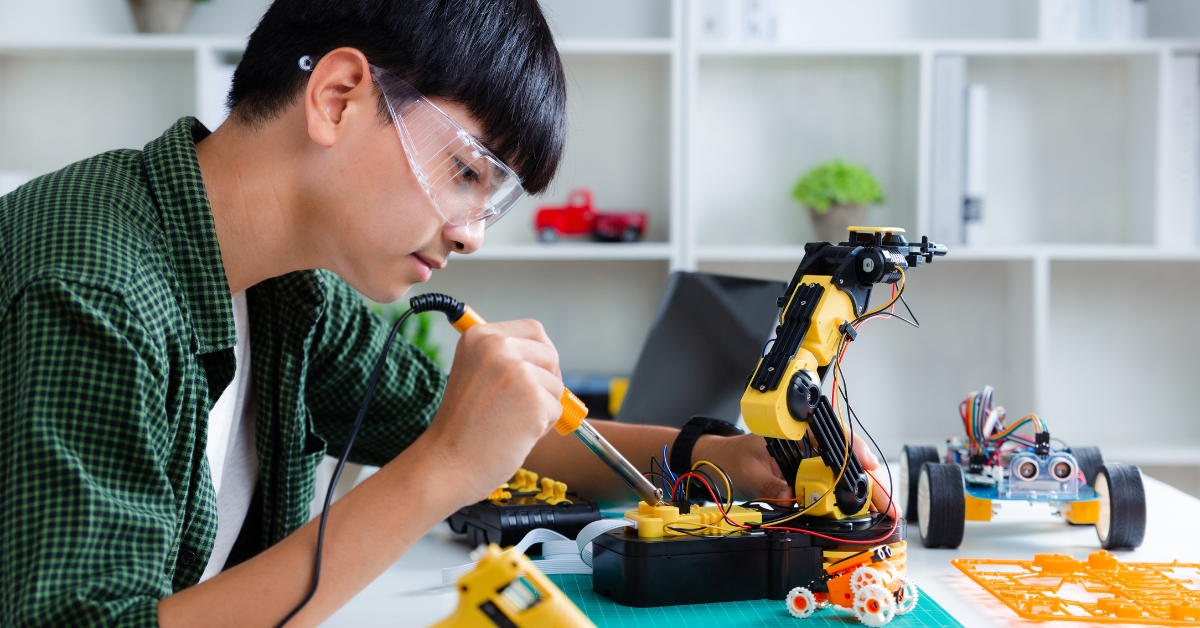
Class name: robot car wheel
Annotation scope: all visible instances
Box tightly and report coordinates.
[1095,463,1146,550]
[853,583,896,627]
[786,586,818,619]
[917,462,965,549]
[899,445,939,522]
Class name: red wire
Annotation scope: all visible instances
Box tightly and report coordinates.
[671,471,901,546]
[670,472,747,530]
[763,470,899,546]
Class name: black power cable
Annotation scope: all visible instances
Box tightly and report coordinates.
[276,293,467,627]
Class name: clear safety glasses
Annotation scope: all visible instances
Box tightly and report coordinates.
[371,66,524,228]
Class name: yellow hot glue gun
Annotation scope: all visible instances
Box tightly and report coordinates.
[432,544,594,628]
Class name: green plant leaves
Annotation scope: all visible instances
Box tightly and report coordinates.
[791,159,885,214]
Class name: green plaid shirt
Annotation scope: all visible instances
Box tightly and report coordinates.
[0,118,446,626]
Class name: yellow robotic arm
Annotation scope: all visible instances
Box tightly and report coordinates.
[741,227,946,520]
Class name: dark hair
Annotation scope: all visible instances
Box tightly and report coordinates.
[228,0,566,193]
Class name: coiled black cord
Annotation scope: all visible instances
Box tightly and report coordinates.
[276,293,465,626]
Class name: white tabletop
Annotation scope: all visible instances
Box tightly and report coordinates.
[324,475,1200,627]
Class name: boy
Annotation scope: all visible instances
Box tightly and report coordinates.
[0,1,887,626]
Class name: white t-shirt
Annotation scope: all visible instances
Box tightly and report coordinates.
[199,291,260,582]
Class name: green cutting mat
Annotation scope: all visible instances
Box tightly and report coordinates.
[547,574,962,627]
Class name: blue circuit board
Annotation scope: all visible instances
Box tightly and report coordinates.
[964,483,1098,503]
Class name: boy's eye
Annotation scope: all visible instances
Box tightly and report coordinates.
[454,158,480,183]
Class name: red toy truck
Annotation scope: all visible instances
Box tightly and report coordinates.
[534,188,647,243]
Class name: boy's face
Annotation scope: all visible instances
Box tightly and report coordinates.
[300,70,487,304]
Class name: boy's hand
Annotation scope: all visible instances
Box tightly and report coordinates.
[692,432,901,519]
[420,320,563,502]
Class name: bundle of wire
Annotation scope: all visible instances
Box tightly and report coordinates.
[959,385,1046,452]
[640,269,919,546]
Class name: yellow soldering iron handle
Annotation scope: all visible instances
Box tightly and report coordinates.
[449,305,589,436]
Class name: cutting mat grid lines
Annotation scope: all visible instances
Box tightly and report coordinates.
[548,574,964,627]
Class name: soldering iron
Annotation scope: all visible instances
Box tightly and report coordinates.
[278,293,663,626]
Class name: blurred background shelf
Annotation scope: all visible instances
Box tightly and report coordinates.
[452,243,674,262]
[2,0,1200,494]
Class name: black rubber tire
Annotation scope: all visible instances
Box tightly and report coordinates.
[537,228,559,243]
[917,463,965,549]
[1095,463,1146,550]
[900,445,940,521]
[1070,446,1105,487]
[620,226,641,242]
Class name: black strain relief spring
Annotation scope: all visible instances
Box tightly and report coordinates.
[409,293,466,323]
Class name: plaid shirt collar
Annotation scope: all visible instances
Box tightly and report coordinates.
[142,117,237,355]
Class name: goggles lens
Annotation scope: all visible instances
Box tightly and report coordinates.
[372,66,524,228]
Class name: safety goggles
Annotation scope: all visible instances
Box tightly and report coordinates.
[371,66,524,228]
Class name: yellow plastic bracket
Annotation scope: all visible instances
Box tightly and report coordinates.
[535,477,555,501]
[545,481,571,506]
[1062,499,1101,525]
[624,501,761,539]
[964,493,993,521]
[511,469,538,493]
[487,485,511,502]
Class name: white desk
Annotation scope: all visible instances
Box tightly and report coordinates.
[324,476,1200,627]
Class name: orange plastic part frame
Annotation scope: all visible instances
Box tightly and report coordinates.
[953,552,1200,624]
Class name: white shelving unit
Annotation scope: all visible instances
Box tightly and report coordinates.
[2,0,1200,472]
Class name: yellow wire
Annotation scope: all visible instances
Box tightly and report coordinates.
[692,460,734,513]
[857,267,906,320]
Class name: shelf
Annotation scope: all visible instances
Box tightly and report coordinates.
[452,243,673,261]
[696,244,1200,263]
[555,38,675,55]
[0,36,673,56]
[0,35,245,53]
[695,40,1200,58]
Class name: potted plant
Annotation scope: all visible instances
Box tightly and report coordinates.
[128,0,207,34]
[791,159,885,244]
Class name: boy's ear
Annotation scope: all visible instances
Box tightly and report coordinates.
[304,48,374,148]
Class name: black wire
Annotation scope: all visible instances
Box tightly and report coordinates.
[851,283,919,329]
[275,309,416,627]
[839,367,895,530]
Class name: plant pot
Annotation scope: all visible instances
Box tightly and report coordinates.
[128,0,192,34]
[808,204,870,244]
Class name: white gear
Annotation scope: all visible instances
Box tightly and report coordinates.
[895,576,919,615]
[853,583,897,627]
[850,566,884,593]
[785,587,818,619]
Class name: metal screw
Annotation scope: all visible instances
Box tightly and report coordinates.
[799,301,806,305]
[759,385,766,391]
[838,279,844,284]
[767,367,774,372]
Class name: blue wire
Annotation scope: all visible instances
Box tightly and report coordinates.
[661,444,678,483]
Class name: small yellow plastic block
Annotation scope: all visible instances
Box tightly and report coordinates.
[1171,604,1200,621]
[1088,551,1118,570]
[1063,499,1101,525]
[487,485,511,502]
[625,502,761,538]
[964,493,993,521]
[1032,554,1081,575]
[535,477,555,501]
[546,481,571,506]
[512,469,538,493]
